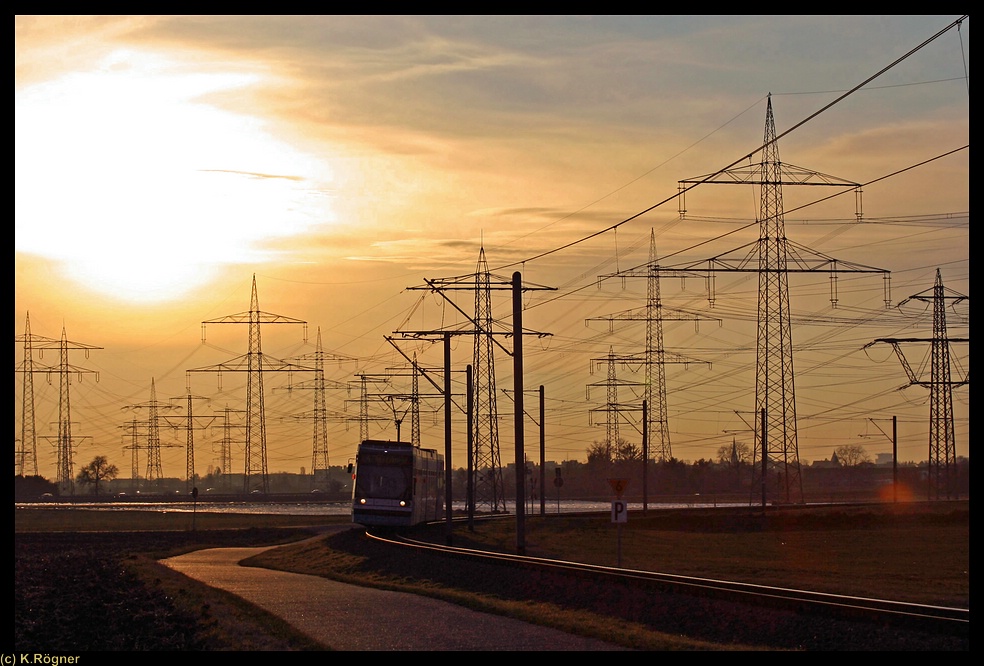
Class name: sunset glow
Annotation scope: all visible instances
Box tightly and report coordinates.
[16,48,335,302]
[15,16,968,483]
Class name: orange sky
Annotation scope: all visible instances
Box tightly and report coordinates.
[15,16,969,481]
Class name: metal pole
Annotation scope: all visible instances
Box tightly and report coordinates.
[617,522,622,568]
[467,364,474,530]
[539,385,545,516]
[513,272,526,556]
[444,332,453,545]
[892,415,898,504]
[760,408,767,509]
[642,399,648,514]
[557,468,561,514]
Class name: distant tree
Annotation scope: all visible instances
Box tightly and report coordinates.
[655,457,689,494]
[689,458,713,493]
[75,455,119,496]
[615,439,641,461]
[586,440,612,466]
[834,444,872,467]
[14,474,58,501]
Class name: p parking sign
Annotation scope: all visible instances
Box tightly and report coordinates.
[611,499,628,523]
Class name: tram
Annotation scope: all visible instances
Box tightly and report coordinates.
[350,440,444,527]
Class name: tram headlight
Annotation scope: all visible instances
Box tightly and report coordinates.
[359,498,366,504]
[399,500,406,507]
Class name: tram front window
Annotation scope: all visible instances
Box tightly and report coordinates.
[356,466,410,500]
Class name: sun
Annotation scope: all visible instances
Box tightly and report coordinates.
[15,48,335,303]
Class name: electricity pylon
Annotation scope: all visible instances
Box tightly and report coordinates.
[285,328,357,489]
[210,405,246,491]
[120,417,143,492]
[353,361,442,446]
[864,269,969,499]
[348,374,399,441]
[410,354,422,446]
[593,230,718,463]
[383,343,455,444]
[14,312,58,477]
[190,275,315,494]
[403,247,554,513]
[674,94,889,504]
[587,347,646,460]
[471,248,506,511]
[31,325,101,494]
[162,391,214,492]
[123,378,179,484]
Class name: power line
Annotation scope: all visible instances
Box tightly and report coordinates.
[492,16,967,273]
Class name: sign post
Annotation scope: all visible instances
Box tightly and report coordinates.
[608,478,629,567]
[553,467,563,514]
[191,486,199,532]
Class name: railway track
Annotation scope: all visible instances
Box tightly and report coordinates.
[366,527,969,646]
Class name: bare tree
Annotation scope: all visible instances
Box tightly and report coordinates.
[586,440,613,466]
[75,455,119,496]
[615,439,642,461]
[834,444,872,467]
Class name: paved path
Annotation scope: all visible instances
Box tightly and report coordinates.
[161,542,630,651]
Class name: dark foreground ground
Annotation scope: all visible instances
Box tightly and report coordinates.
[13,501,969,651]
[249,508,969,651]
[14,528,325,651]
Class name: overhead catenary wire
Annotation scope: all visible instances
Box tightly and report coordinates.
[492,15,969,274]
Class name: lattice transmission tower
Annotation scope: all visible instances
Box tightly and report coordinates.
[357,361,442,446]
[401,246,553,514]
[753,95,802,503]
[31,325,101,494]
[674,95,889,504]
[472,248,506,511]
[14,312,58,477]
[120,417,143,492]
[587,347,646,459]
[190,275,314,494]
[311,330,331,483]
[210,405,245,491]
[350,374,399,442]
[161,391,213,492]
[865,269,968,499]
[123,378,179,484]
[145,380,164,482]
[383,342,454,452]
[286,328,356,489]
[593,231,717,463]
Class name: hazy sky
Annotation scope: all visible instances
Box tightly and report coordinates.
[15,15,969,481]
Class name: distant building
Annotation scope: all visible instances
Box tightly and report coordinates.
[811,451,842,468]
[875,453,894,466]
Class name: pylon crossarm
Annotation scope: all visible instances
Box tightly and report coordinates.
[680,162,860,187]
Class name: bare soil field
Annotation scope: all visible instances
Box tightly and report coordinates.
[14,526,329,651]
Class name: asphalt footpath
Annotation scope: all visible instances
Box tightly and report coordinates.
[161,540,631,651]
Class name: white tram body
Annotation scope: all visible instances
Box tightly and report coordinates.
[351,440,445,527]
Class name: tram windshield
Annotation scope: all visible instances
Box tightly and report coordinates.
[354,452,412,500]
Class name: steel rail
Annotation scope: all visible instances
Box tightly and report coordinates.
[365,527,968,635]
